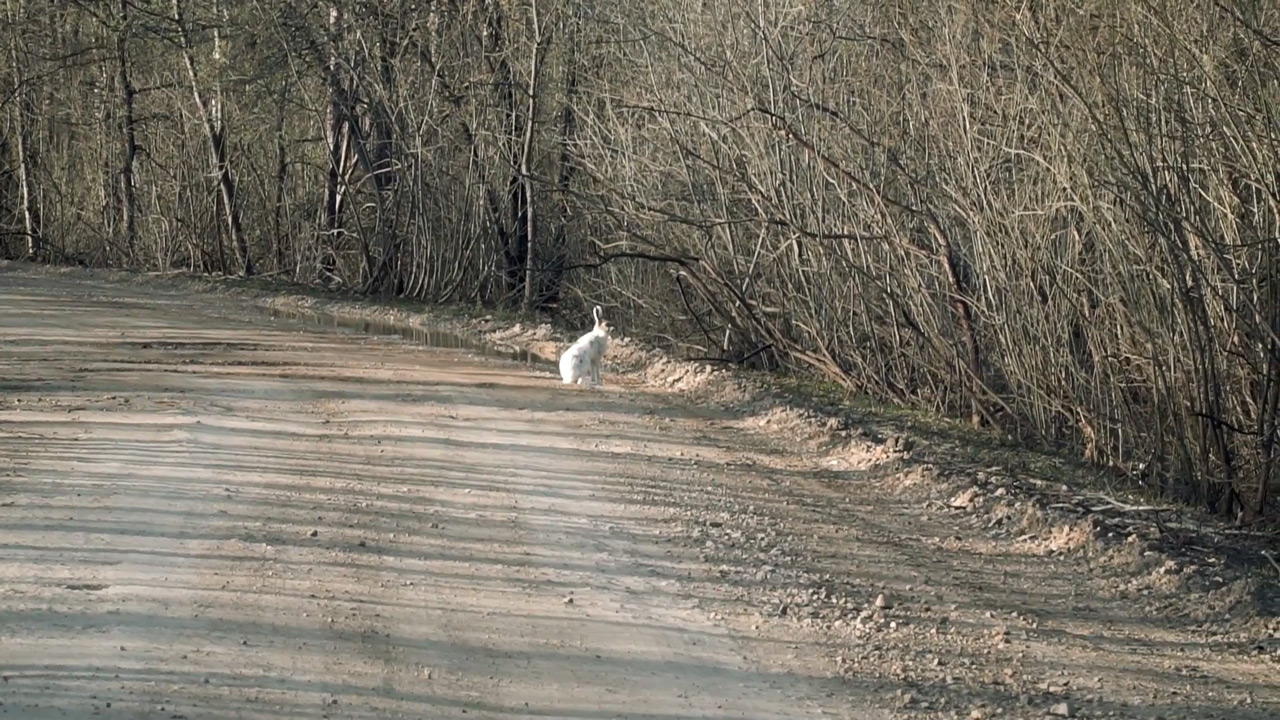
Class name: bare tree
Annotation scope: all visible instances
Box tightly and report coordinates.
[5,0,40,259]
[172,0,254,276]
[114,0,139,262]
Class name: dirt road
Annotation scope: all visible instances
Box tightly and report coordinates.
[0,273,868,719]
[4,267,1279,720]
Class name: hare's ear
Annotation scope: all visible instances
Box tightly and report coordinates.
[593,305,603,324]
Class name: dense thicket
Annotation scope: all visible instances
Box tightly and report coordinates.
[3,0,1278,517]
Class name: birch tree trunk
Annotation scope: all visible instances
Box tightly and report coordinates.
[6,0,41,258]
[519,0,544,312]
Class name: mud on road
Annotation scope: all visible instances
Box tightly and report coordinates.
[1,266,1277,720]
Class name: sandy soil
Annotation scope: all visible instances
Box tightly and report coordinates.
[2,264,1278,720]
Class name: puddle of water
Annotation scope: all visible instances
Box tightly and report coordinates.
[266,307,554,367]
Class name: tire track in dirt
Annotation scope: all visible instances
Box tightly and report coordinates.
[0,272,875,719]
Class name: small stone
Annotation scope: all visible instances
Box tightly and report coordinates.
[874,593,892,609]
[308,529,318,537]
[1049,701,1074,717]
[950,487,982,509]
[563,596,574,605]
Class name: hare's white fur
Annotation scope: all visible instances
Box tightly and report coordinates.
[559,306,611,387]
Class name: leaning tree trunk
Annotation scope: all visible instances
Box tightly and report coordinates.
[173,0,253,277]
[318,4,354,283]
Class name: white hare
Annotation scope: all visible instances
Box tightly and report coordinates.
[559,305,611,387]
